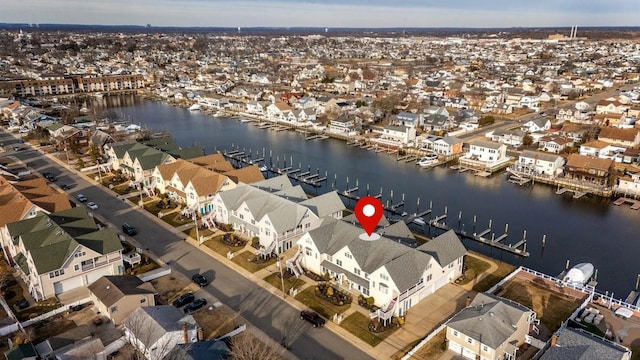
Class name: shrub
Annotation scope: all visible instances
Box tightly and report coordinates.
[366,297,375,307]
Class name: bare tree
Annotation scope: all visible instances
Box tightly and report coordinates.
[229,332,285,360]
[123,310,182,360]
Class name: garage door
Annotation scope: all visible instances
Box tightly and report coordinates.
[85,266,114,285]
[462,347,477,359]
[448,341,462,354]
[53,276,84,294]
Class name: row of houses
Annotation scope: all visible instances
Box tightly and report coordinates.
[0,74,146,97]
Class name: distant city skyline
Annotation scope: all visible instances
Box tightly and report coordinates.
[2,0,638,28]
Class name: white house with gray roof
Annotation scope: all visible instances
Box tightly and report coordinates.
[511,150,565,176]
[461,139,509,167]
[296,217,466,317]
[446,293,537,360]
[124,305,199,360]
[211,176,345,255]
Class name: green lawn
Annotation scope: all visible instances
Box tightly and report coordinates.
[340,311,399,347]
[203,235,245,256]
[294,286,350,320]
[263,272,306,294]
[231,251,277,273]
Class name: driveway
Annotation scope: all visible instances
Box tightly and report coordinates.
[0,130,373,360]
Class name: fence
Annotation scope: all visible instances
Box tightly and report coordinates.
[401,323,447,360]
[137,266,172,282]
[21,297,92,328]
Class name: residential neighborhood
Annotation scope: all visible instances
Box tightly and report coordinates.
[0,22,638,360]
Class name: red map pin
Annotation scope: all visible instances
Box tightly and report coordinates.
[354,196,384,236]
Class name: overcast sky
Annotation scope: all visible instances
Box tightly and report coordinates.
[2,0,638,28]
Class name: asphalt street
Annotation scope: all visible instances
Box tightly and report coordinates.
[0,131,374,360]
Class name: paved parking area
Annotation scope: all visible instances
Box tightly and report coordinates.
[375,283,475,359]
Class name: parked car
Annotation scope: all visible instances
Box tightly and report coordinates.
[122,223,137,236]
[2,290,16,300]
[60,184,71,191]
[172,292,195,308]
[191,273,209,287]
[300,310,325,327]
[13,146,24,151]
[16,299,29,310]
[45,174,57,182]
[183,298,207,313]
[87,202,98,210]
[76,194,88,202]
[69,304,84,312]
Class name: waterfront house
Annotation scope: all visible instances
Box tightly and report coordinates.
[212,176,345,254]
[124,306,199,360]
[373,125,416,147]
[616,171,640,197]
[446,292,537,360]
[423,113,451,132]
[597,127,640,148]
[464,139,508,164]
[266,102,293,122]
[0,207,123,301]
[88,275,157,325]
[540,327,631,360]
[152,159,236,215]
[327,114,360,137]
[296,218,466,317]
[513,150,565,176]
[565,154,614,187]
[419,135,464,156]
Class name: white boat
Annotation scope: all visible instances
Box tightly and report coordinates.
[93,92,104,99]
[412,217,426,226]
[259,165,268,172]
[417,153,439,168]
[212,111,224,118]
[563,263,594,287]
[188,104,201,111]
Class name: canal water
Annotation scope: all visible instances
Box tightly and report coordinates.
[99,95,640,297]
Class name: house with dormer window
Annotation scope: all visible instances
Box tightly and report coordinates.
[296,218,466,317]
[0,207,123,300]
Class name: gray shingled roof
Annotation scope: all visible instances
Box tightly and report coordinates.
[300,191,346,218]
[164,340,231,360]
[307,218,466,293]
[447,293,533,349]
[251,175,293,192]
[88,275,156,307]
[540,328,630,360]
[520,150,563,163]
[417,230,467,267]
[470,139,503,149]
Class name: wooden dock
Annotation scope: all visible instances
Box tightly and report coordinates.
[613,197,640,210]
[556,188,587,199]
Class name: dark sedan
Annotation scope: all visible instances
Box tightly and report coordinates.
[183,298,207,313]
[172,292,195,308]
[191,273,209,287]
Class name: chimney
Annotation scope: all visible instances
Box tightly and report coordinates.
[551,333,558,347]
[197,327,204,342]
[182,323,188,344]
[465,296,472,307]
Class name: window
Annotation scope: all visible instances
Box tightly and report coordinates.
[111,306,118,313]
[427,263,432,270]
[327,255,332,262]
[265,230,270,236]
[427,274,433,282]
[354,268,361,276]
[251,220,255,225]
[305,247,313,256]
[364,273,369,279]
[74,264,80,271]
[140,298,146,304]
[74,251,86,258]
[239,214,244,220]
[418,277,424,284]
[452,330,459,337]
[380,274,389,281]
[49,269,65,278]
[466,336,473,344]
[336,259,343,267]
[345,252,352,259]
[482,345,489,352]
[379,283,388,294]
